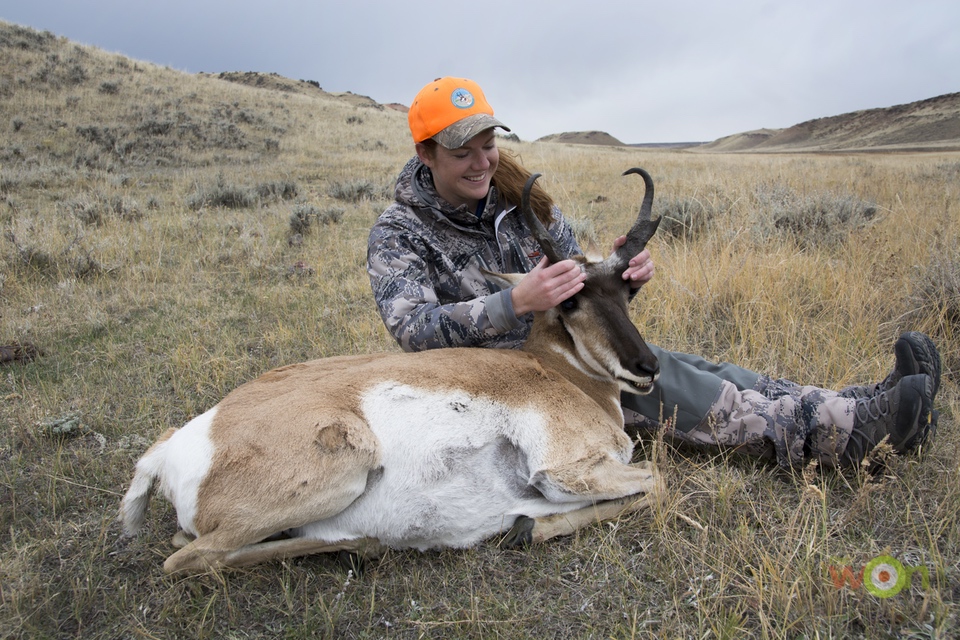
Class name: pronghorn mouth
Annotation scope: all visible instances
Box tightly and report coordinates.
[622,375,656,395]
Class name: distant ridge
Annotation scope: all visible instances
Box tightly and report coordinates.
[696,92,960,152]
[211,71,387,110]
[536,131,626,146]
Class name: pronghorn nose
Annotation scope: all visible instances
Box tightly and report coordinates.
[631,355,659,378]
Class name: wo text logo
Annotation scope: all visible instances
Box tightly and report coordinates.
[827,554,930,598]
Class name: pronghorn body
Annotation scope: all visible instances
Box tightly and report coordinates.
[122,168,663,574]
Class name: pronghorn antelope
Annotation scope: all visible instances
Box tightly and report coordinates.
[121,168,664,574]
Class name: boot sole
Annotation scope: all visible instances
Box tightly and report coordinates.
[893,374,934,454]
[896,332,942,397]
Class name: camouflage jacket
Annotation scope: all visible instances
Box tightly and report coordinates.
[368,156,580,352]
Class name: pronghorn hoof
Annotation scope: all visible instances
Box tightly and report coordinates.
[501,515,535,549]
[171,530,195,549]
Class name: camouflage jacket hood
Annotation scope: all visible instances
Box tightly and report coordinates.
[367,156,580,352]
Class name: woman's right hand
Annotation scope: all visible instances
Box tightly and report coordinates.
[510,257,586,316]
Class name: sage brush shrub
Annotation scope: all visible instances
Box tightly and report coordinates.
[329,179,381,203]
[936,161,960,179]
[906,249,960,360]
[567,216,598,248]
[655,197,715,242]
[98,81,121,95]
[289,204,318,234]
[32,53,88,87]
[0,169,19,194]
[5,231,55,273]
[751,181,877,249]
[64,197,104,226]
[255,180,298,202]
[110,195,142,221]
[288,204,344,235]
[318,206,344,225]
[4,230,100,278]
[0,23,56,50]
[136,119,174,136]
[188,177,298,210]
[187,176,255,210]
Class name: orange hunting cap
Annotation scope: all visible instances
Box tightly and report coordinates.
[408,77,511,149]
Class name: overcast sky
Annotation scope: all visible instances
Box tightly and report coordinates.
[2,0,958,143]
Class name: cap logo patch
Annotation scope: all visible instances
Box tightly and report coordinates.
[450,88,475,109]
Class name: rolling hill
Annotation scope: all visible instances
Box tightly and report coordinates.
[696,92,960,153]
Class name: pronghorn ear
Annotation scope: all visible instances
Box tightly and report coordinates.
[481,269,525,290]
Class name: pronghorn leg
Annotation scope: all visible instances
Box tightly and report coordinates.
[163,532,387,574]
[502,461,663,548]
[501,493,658,549]
[221,536,387,569]
[171,529,289,549]
[171,530,194,548]
[537,492,658,543]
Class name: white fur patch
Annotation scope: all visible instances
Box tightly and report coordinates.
[152,408,216,535]
[295,383,594,549]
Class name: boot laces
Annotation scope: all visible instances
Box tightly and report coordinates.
[855,390,892,424]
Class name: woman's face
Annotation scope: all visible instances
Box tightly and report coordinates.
[417,129,499,211]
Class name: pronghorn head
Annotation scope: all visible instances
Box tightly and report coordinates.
[495,168,661,396]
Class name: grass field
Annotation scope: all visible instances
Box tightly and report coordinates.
[1,21,959,638]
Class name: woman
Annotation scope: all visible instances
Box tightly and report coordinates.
[367,77,940,469]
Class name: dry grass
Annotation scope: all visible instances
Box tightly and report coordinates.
[1,21,959,639]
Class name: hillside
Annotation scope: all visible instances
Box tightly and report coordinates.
[536,130,626,146]
[698,92,960,152]
[0,22,410,174]
[529,94,960,152]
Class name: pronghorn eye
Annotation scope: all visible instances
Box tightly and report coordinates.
[560,296,578,312]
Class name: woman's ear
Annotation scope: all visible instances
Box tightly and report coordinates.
[415,142,434,168]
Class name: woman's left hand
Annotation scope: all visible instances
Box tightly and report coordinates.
[612,236,654,288]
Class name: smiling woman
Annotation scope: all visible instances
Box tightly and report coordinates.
[366,76,942,473]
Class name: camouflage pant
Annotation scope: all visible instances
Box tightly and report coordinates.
[624,374,856,469]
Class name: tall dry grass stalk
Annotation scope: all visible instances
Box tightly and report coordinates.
[1,20,958,639]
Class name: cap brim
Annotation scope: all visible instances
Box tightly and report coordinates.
[432,114,511,149]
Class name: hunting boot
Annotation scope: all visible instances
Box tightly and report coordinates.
[839,331,941,400]
[839,374,934,469]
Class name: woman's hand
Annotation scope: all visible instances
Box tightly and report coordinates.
[612,236,654,288]
[511,257,585,316]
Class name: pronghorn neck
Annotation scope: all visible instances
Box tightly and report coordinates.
[522,320,624,426]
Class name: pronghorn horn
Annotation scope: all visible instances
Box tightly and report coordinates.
[521,173,564,264]
[615,167,661,264]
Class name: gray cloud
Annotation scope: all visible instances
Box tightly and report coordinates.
[2,0,957,143]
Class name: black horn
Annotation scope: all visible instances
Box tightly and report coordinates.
[615,168,661,264]
[521,173,564,264]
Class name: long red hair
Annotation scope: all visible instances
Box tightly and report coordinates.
[492,148,555,226]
